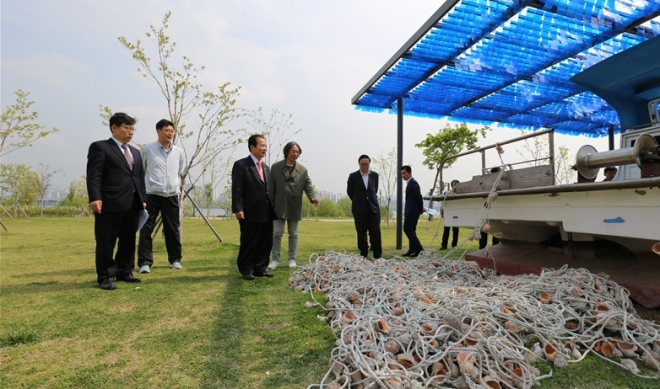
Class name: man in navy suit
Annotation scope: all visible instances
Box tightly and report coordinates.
[231,134,276,280]
[401,165,425,257]
[347,154,382,259]
[87,112,147,290]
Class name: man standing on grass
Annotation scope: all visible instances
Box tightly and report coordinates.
[347,154,382,259]
[87,112,147,290]
[231,134,276,280]
[401,165,425,257]
[268,141,320,270]
[137,119,185,274]
[440,179,460,250]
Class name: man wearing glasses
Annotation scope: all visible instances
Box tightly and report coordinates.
[87,112,147,290]
[137,119,185,274]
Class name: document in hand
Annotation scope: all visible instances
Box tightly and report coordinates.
[138,209,149,232]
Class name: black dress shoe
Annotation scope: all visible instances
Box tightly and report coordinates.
[242,274,255,281]
[440,246,448,250]
[116,273,141,283]
[254,272,274,278]
[99,278,116,290]
[402,251,413,257]
[409,251,420,258]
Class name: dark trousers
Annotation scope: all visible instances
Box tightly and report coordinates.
[403,213,423,253]
[237,220,273,276]
[94,195,140,283]
[138,194,182,267]
[479,234,500,249]
[353,211,382,258]
[442,226,459,248]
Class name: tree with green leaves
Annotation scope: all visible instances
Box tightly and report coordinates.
[372,148,397,227]
[336,197,352,217]
[1,90,59,157]
[555,145,575,184]
[415,123,489,201]
[115,11,245,236]
[36,163,63,217]
[515,130,575,184]
[516,130,551,166]
[0,163,39,217]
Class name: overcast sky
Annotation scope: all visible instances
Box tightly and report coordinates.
[1,0,615,196]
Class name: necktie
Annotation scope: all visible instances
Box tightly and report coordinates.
[256,160,264,180]
[122,144,133,170]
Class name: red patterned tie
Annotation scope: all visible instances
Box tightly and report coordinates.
[122,144,133,170]
[257,160,264,180]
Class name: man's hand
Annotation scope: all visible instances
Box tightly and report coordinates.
[235,211,245,220]
[90,200,102,214]
[143,202,147,209]
[311,198,320,207]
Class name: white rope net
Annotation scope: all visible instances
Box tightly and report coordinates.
[290,251,660,389]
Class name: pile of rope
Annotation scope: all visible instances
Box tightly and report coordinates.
[290,251,660,389]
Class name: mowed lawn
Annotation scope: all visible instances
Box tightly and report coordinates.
[0,217,439,389]
[2,217,659,389]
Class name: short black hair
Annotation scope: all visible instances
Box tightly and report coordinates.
[109,112,136,131]
[604,166,618,173]
[491,167,501,173]
[451,179,460,184]
[248,134,265,151]
[283,141,301,158]
[401,165,412,173]
[358,154,371,162]
[156,119,174,131]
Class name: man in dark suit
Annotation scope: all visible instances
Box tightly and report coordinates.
[347,154,382,259]
[231,134,276,280]
[441,179,460,250]
[87,112,147,290]
[401,165,425,257]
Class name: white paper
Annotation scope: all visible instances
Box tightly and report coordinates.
[138,209,149,232]
[427,209,437,216]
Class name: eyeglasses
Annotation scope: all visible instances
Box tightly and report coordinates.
[120,125,136,133]
[159,129,175,134]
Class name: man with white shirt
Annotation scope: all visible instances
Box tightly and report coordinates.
[347,154,382,259]
[137,119,185,273]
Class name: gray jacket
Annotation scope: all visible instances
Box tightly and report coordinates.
[270,160,315,220]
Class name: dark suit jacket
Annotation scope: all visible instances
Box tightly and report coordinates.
[404,177,424,217]
[86,138,147,211]
[231,155,274,223]
[347,170,379,215]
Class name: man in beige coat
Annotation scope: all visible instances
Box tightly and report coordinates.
[268,142,320,269]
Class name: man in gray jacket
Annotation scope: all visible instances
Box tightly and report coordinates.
[137,119,185,273]
[268,142,319,269]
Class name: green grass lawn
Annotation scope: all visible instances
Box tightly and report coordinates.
[1,218,659,389]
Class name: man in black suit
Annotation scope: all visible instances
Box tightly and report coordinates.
[401,165,425,257]
[231,134,275,280]
[441,179,460,250]
[347,154,382,259]
[87,112,147,290]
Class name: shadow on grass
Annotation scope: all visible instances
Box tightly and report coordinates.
[8,268,92,278]
[0,273,239,296]
[200,252,248,389]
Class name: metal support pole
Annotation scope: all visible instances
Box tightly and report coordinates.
[396,98,403,250]
[608,124,615,151]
